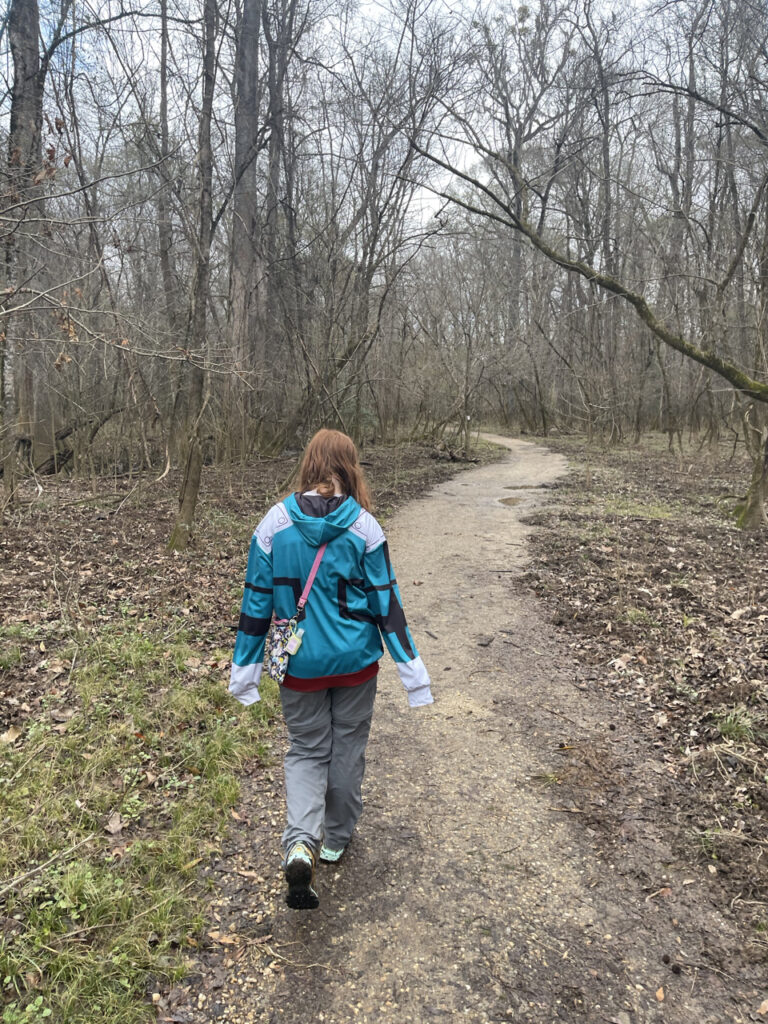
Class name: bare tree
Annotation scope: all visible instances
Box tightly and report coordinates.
[168,0,218,550]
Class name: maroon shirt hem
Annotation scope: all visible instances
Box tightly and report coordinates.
[282,661,379,692]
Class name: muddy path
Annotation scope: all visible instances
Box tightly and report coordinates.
[188,437,760,1024]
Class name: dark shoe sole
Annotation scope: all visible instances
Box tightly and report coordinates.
[285,857,319,910]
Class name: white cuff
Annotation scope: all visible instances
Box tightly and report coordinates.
[408,684,434,708]
[229,662,262,706]
[396,654,431,692]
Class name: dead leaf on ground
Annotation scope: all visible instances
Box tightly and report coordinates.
[610,653,633,669]
[645,886,672,901]
[105,812,124,835]
[729,606,753,620]
[50,708,75,723]
[1,726,22,744]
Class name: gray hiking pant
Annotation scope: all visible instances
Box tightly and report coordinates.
[279,676,377,853]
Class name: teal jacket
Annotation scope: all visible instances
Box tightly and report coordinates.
[229,494,433,707]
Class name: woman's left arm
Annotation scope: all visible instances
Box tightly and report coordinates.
[362,529,433,708]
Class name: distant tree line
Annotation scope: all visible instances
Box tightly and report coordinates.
[2,0,767,529]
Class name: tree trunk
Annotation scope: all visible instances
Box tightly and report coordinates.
[167,0,216,551]
[3,0,45,501]
[260,0,295,411]
[168,437,204,549]
[735,411,768,529]
[229,0,265,381]
[158,0,179,335]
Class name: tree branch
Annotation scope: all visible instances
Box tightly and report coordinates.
[412,142,768,405]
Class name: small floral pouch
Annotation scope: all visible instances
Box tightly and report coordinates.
[266,618,296,684]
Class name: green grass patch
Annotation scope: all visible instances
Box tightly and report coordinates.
[200,505,256,544]
[0,624,43,673]
[603,497,676,520]
[531,771,562,789]
[715,706,755,743]
[0,645,22,671]
[0,625,43,643]
[623,607,660,628]
[0,620,279,1024]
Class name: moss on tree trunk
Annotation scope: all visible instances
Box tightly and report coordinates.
[735,431,768,529]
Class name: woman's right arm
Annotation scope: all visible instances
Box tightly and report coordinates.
[229,529,274,706]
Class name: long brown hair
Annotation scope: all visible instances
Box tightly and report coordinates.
[296,429,373,511]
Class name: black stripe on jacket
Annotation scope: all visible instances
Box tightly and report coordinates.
[238,613,271,637]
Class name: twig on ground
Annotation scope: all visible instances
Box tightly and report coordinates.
[113,480,144,514]
[60,883,196,940]
[263,943,342,972]
[681,958,730,979]
[0,834,96,900]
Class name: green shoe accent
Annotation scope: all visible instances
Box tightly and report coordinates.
[319,844,345,864]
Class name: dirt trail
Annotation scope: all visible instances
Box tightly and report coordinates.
[192,437,757,1024]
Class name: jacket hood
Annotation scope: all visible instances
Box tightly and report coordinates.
[283,492,361,546]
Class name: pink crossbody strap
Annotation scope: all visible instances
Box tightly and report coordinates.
[297,543,327,611]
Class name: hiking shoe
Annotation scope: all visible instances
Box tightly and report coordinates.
[284,842,319,910]
[319,844,346,864]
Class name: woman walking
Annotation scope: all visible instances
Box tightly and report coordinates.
[230,430,433,909]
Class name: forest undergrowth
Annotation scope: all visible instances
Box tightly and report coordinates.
[521,434,768,936]
[0,442,498,1024]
